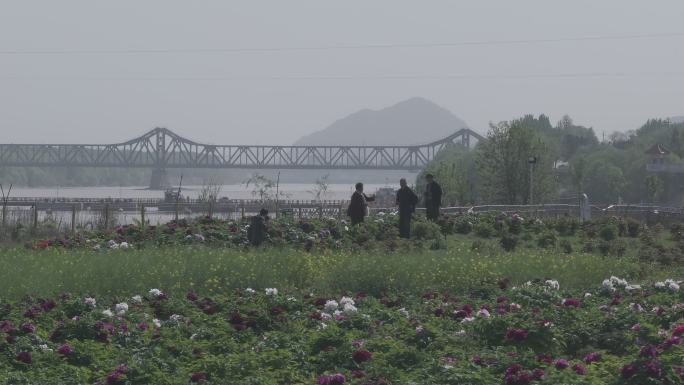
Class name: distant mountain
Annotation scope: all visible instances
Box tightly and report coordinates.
[294,97,470,146]
[671,116,684,124]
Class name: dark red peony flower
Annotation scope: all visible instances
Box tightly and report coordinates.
[16,351,31,364]
[506,328,528,342]
[352,349,373,363]
[639,345,658,358]
[190,372,207,382]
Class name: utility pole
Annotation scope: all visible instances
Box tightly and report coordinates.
[528,156,537,205]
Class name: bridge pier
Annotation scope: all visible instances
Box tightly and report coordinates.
[149,168,168,190]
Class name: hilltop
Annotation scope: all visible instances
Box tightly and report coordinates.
[294,97,470,146]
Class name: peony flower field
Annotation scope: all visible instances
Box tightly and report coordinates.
[2,213,684,384]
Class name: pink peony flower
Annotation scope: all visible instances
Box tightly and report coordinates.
[190,372,207,382]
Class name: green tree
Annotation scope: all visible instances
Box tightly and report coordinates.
[476,120,555,204]
[644,174,664,203]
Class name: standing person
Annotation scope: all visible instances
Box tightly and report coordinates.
[347,182,375,225]
[247,208,269,246]
[424,173,442,221]
[396,178,418,238]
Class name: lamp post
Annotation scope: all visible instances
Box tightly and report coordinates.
[528,156,537,205]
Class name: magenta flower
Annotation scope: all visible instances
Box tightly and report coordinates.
[572,364,587,375]
[190,372,207,382]
[351,370,365,378]
[21,322,36,333]
[536,354,552,364]
[673,324,684,336]
[620,363,636,378]
[16,351,31,364]
[471,355,485,366]
[583,352,601,364]
[532,368,545,380]
[562,298,581,308]
[639,345,658,358]
[328,374,346,385]
[352,349,373,363]
[57,343,74,355]
[645,360,662,378]
[506,328,528,342]
[186,292,198,302]
[554,359,569,369]
[0,320,14,333]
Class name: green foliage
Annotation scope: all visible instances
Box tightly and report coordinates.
[476,119,555,204]
[599,224,618,241]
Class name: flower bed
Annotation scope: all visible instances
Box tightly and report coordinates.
[2,277,684,384]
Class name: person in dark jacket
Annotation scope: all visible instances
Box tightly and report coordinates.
[396,178,418,238]
[347,182,375,225]
[248,208,269,246]
[424,173,442,221]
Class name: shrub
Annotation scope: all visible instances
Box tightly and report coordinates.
[598,224,618,241]
[411,220,442,241]
[474,222,495,238]
[454,217,473,234]
[626,219,640,238]
[559,239,573,254]
[537,230,557,249]
[499,234,519,252]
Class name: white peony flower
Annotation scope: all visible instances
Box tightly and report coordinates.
[115,302,129,315]
[287,296,297,302]
[343,303,357,314]
[148,288,163,298]
[399,308,410,318]
[169,314,182,322]
[190,333,199,340]
[602,279,616,292]
[460,317,475,323]
[340,296,355,306]
[119,242,130,249]
[625,285,641,291]
[584,293,592,298]
[265,288,278,296]
[477,309,491,318]
[245,288,256,294]
[85,297,97,307]
[324,300,339,313]
[454,330,466,337]
[132,295,142,303]
[39,344,53,352]
[153,318,162,328]
[545,280,560,290]
[320,312,333,321]
[610,276,628,288]
[102,309,113,317]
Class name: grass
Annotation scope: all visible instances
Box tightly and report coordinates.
[0,240,645,299]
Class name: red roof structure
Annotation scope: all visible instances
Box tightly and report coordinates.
[645,144,670,156]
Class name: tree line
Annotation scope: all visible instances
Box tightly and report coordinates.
[418,115,684,206]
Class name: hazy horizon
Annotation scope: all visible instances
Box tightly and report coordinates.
[1,1,683,145]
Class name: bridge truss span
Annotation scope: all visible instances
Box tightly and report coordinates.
[0,127,484,187]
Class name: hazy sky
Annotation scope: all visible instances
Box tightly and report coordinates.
[1,1,683,145]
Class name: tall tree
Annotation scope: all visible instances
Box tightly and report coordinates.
[476,120,555,204]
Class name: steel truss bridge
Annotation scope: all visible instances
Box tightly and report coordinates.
[0,127,484,188]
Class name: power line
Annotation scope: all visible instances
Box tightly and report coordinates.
[1,32,683,55]
[3,71,684,81]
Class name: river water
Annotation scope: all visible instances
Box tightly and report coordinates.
[8,183,392,201]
